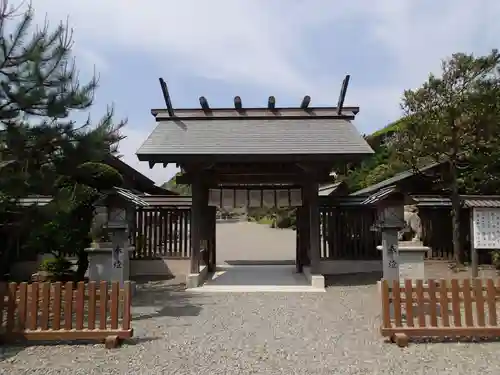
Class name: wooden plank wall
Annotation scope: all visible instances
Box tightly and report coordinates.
[131,208,191,259]
[319,206,381,260]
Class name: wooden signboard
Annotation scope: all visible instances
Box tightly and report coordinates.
[472,207,500,249]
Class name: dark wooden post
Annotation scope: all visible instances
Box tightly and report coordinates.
[209,205,217,272]
[304,182,321,274]
[300,190,311,268]
[190,177,209,274]
[295,207,302,273]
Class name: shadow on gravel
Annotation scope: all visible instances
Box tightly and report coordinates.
[132,282,204,320]
[325,271,383,287]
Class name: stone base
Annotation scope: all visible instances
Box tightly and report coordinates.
[303,267,325,289]
[85,246,134,286]
[186,265,209,289]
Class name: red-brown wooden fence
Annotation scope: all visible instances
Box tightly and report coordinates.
[0,281,133,348]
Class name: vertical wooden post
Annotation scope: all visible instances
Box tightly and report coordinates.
[299,196,311,268]
[208,205,217,272]
[295,207,302,273]
[190,177,209,274]
[191,177,202,274]
[305,182,321,274]
[470,208,478,278]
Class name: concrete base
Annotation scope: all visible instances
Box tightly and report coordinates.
[188,264,325,292]
[130,258,189,279]
[186,265,209,289]
[303,266,326,289]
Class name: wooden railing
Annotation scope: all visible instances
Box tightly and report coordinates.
[0,281,133,348]
[380,279,500,347]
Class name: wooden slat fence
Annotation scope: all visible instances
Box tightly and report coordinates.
[381,278,500,347]
[0,281,132,347]
[320,206,380,260]
[132,207,191,259]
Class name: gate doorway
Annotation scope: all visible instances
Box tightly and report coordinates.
[195,187,316,291]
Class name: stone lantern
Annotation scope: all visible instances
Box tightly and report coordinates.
[85,188,143,287]
[369,187,430,285]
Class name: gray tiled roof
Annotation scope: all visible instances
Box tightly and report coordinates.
[462,196,500,208]
[350,160,446,196]
[318,181,345,196]
[136,118,373,156]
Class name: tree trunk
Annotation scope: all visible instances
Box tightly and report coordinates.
[449,161,462,266]
[76,249,89,281]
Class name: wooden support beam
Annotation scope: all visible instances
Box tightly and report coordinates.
[190,177,208,274]
[304,181,321,274]
[268,96,276,109]
[199,96,210,110]
[158,78,175,117]
[234,96,243,110]
[300,95,311,109]
[336,74,350,115]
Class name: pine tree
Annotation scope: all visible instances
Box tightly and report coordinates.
[0,1,127,278]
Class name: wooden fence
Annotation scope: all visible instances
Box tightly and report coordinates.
[319,205,476,262]
[380,278,500,347]
[132,207,191,259]
[0,281,133,348]
[320,206,381,260]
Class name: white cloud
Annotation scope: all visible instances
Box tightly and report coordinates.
[11,0,500,183]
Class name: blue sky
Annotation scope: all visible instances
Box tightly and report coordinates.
[26,0,500,185]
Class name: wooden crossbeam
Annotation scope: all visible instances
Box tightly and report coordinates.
[268,96,276,109]
[199,96,210,110]
[158,78,175,117]
[234,96,243,110]
[300,95,311,109]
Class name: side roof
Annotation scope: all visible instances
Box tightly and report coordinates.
[350,160,447,196]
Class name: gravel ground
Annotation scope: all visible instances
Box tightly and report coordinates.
[2,276,500,375]
[2,223,499,374]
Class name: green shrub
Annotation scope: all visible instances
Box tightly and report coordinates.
[491,250,500,270]
[75,162,123,190]
[39,257,72,276]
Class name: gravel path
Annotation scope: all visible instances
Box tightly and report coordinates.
[216,222,296,264]
[2,278,500,374]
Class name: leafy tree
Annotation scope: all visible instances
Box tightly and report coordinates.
[0,2,126,278]
[394,50,500,265]
[162,172,191,196]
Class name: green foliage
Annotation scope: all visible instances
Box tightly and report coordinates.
[75,162,124,190]
[162,172,191,196]
[393,50,500,265]
[344,140,406,192]
[0,3,127,279]
[395,50,500,167]
[38,257,72,276]
[490,250,500,270]
[248,207,296,229]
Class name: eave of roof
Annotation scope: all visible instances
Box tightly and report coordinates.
[350,160,447,197]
